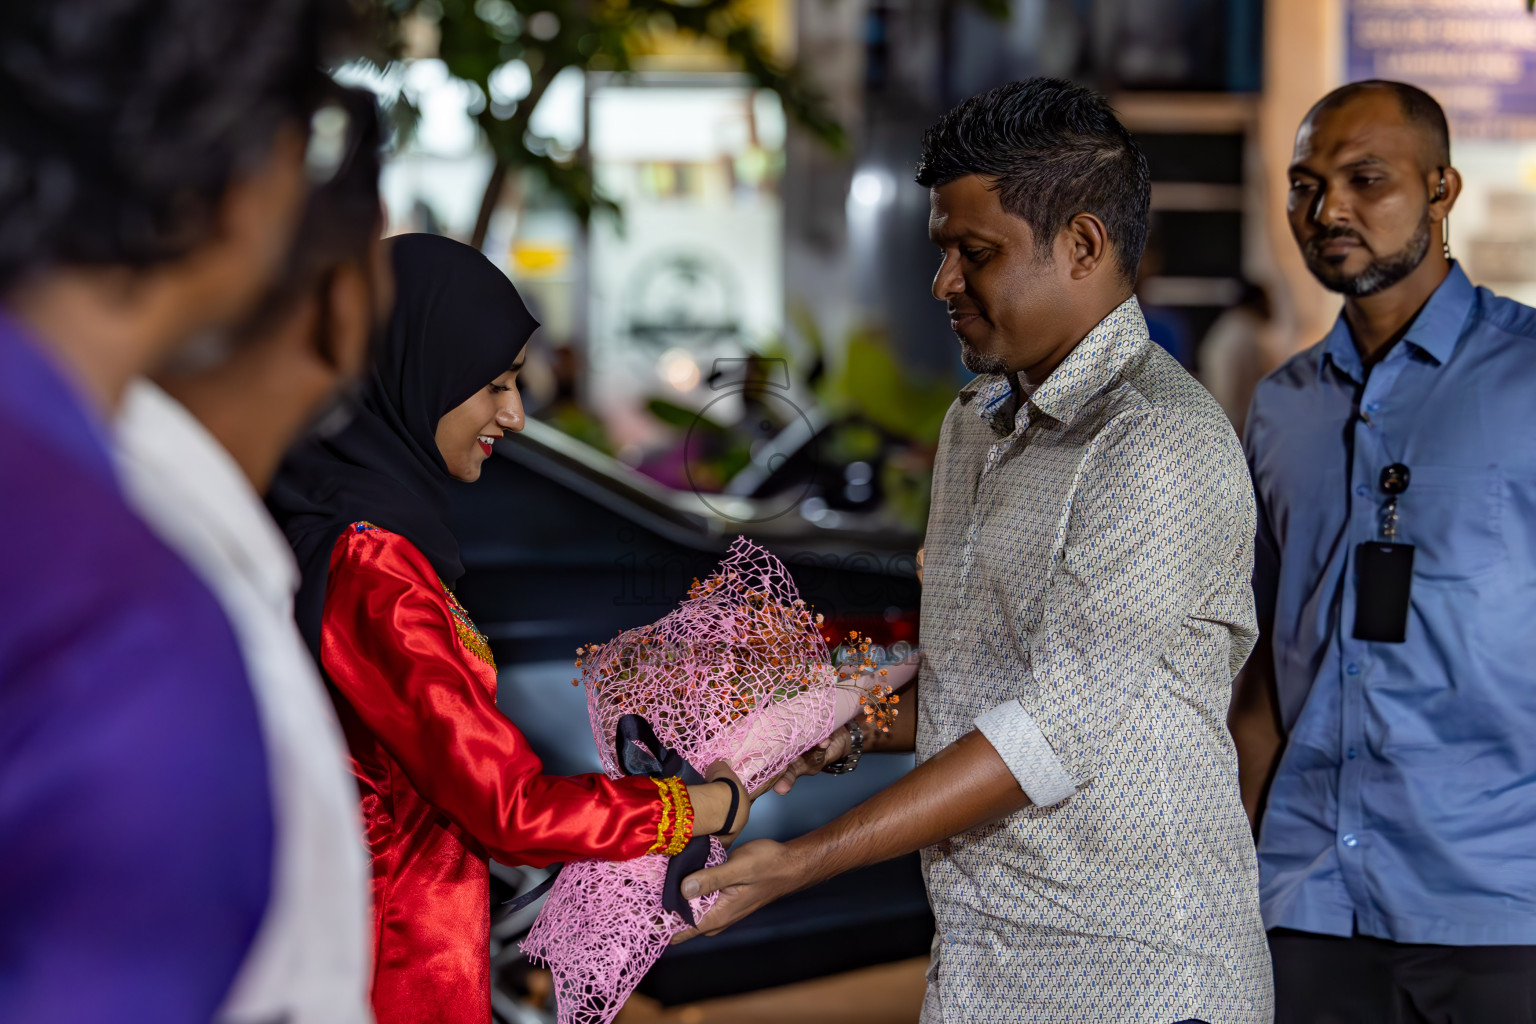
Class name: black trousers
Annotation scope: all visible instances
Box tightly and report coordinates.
[1270,927,1536,1024]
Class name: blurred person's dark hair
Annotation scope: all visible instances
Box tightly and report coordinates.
[915,79,1151,283]
[1306,80,1450,166]
[233,82,385,356]
[154,82,386,489]
[0,0,364,295]
[1235,280,1271,321]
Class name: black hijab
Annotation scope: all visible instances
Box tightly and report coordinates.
[269,232,539,657]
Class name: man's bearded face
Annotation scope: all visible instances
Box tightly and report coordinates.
[1302,216,1430,297]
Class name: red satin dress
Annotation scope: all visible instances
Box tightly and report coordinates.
[321,523,689,1024]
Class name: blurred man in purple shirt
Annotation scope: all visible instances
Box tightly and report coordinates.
[0,2,355,1021]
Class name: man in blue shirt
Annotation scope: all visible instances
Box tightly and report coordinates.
[1233,79,1536,1021]
[0,3,355,1021]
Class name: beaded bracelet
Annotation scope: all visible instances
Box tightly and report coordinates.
[660,776,691,859]
[666,778,694,856]
[648,777,674,855]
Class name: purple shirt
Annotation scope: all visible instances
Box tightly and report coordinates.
[0,314,272,1022]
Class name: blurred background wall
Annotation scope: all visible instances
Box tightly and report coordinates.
[348,0,1536,532]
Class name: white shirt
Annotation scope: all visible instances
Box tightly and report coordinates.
[117,381,373,1024]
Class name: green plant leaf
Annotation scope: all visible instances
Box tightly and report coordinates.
[646,397,729,432]
[828,330,954,444]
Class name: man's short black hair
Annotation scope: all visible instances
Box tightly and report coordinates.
[1306,80,1451,167]
[235,83,384,346]
[0,0,362,294]
[915,78,1151,283]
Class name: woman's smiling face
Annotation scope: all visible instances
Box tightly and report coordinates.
[434,348,527,483]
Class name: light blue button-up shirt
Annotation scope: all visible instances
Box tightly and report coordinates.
[1246,263,1536,945]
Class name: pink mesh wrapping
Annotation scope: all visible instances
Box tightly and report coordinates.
[521,846,724,1024]
[522,538,864,1024]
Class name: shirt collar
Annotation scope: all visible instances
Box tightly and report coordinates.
[1320,314,1363,382]
[1321,262,1477,380]
[958,297,1150,436]
[116,380,300,611]
[1030,296,1150,427]
[1403,261,1475,365]
[958,373,1019,437]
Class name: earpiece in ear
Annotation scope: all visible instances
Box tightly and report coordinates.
[1431,169,1453,259]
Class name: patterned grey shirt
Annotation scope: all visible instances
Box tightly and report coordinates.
[916,298,1272,1024]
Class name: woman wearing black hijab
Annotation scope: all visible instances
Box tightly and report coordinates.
[269,234,744,1024]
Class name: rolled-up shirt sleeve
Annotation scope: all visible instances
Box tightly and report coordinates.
[975,700,1078,806]
[974,406,1250,799]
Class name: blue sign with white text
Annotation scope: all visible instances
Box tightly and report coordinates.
[1347,0,1536,139]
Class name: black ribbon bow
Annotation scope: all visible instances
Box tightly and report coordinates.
[615,714,713,926]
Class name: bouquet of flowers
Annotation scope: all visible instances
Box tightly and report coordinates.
[521,537,896,1024]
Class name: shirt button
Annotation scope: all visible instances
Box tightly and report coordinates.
[1347,748,1357,760]
[1366,401,1381,413]
[1346,663,1360,676]
[1342,833,1359,847]
[1355,484,1370,497]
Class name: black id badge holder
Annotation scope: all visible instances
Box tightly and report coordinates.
[1353,463,1414,644]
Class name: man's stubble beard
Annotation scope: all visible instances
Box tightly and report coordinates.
[1304,215,1431,298]
[960,340,1011,375]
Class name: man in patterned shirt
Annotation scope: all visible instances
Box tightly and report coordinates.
[678,79,1271,1023]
